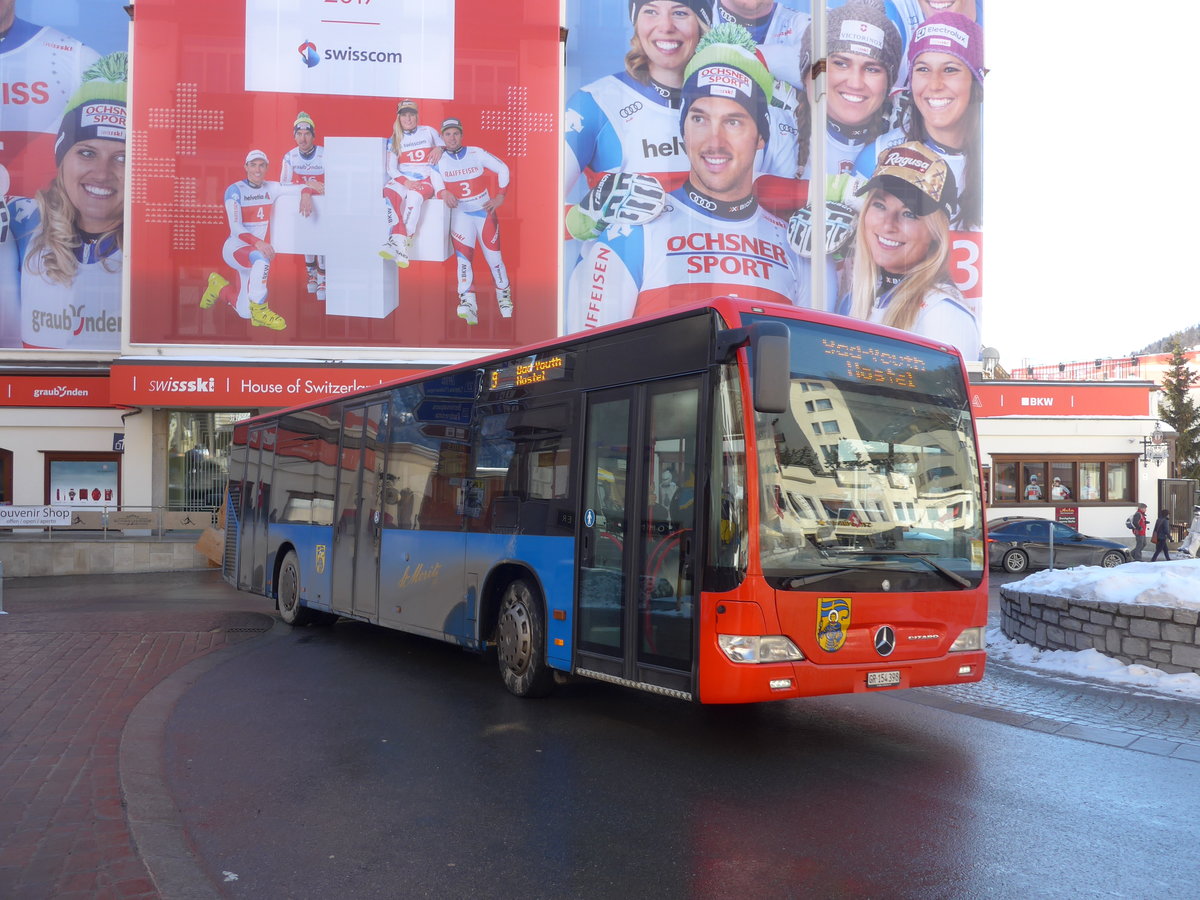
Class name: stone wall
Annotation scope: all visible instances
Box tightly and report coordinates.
[999,586,1200,676]
[0,538,214,578]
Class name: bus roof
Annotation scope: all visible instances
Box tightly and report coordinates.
[234,297,969,427]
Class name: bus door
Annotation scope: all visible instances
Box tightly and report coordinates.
[331,401,388,620]
[576,376,702,698]
[239,423,276,593]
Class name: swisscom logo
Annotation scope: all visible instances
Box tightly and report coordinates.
[298,41,320,68]
[298,39,403,68]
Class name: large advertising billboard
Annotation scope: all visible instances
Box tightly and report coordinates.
[0,0,130,351]
[127,0,559,351]
[4,0,983,362]
[562,0,983,361]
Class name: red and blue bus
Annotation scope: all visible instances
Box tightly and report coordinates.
[224,298,987,702]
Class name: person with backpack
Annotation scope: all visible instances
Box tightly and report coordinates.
[1128,502,1148,561]
[1150,508,1173,562]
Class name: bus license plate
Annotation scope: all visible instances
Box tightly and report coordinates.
[867,670,901,688]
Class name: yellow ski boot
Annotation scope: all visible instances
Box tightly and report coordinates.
[249,302,286,330]
[200,272,229,309]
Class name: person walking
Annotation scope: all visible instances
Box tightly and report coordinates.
[1130,502,1148,561]
[1150,508,1172,561]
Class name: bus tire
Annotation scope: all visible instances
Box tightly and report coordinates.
[496,578,555,698]
[277,551,314,626]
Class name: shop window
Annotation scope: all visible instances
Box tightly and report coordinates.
[45,453,121,506]
[1078,462,1102,501]
[991,456,1137,506]
[0,449,11,505]
[1107,462,1131,502]
[993,461,1016,503]
[167,411,252,510]
[1049,463,1074,501]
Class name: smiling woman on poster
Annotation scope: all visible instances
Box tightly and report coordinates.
[564,1,712,199]
[796,0,902,178]
[6,52,126,351]
[842,141,979,356]
[856,11,984,231]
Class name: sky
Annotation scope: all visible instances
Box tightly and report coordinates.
[981,4,1200,371]
[989,559,1200,700]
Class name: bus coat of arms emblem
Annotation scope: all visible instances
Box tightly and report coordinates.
[817,597,851,653]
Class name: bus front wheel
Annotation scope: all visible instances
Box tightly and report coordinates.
[277,551,313,626]
[496,578,555,698]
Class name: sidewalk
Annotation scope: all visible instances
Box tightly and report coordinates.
[0,572,274,899]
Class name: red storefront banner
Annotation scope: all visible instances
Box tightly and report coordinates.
[0,375,111,408]
[109,362,428,407]
[971,383,1153,418]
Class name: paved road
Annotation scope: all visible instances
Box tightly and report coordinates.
[1,570,1197,899]
[0,572,275,899]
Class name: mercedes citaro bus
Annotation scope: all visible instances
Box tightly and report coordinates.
[223,298,987,702]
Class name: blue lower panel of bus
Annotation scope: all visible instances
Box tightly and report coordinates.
[269,525,575,672]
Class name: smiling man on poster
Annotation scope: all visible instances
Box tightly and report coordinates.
[566,26,803,331]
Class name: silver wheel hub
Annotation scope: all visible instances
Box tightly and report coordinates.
[497,593,532,673]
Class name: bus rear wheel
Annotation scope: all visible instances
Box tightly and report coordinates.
[496,578,555,698]
[277,551,314,626]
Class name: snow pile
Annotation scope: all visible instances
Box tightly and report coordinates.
[990,559,1200,700]
[1002,559,1200,610]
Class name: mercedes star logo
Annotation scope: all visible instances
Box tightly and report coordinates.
[874,626,896,657]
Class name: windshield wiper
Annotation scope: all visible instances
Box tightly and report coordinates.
[783,560,894,588]
[850,550,973,588]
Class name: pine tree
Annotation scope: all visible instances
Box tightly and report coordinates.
[1158,342,1200,480]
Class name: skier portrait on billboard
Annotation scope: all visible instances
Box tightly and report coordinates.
[201,149,318,333]
[5,52,127,351]
[434,117,514,326]
[0,0,101,199]
[380,99,450,269]
[839,141,978,352]
[567,26,804,331]
[796,0,902,178]
[564,1,713,200]
[854,11,984,231]
[279,111,327,299]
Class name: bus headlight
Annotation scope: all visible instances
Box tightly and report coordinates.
[717,635,805,663]
[949,627,985,652]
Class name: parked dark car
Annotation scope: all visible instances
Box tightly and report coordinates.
[987,516,1128,573]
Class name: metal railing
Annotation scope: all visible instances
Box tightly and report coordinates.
[0,506,220,541]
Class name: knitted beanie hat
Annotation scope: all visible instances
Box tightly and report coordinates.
[819,0,904,87]
[680,24,773,140]
[293,111,316,133]
[54,52,127,166]
[628,0,713,30]
[907,12,985,85]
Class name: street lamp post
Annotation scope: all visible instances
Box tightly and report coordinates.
[1140,423,1166,469]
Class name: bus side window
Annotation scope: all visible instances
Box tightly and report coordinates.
[473,411,516,533]
[384,387,445,530]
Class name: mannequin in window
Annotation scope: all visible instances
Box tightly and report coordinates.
[1024,474,1043,501]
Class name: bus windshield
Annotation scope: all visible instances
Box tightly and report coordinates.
[746,316,984,590]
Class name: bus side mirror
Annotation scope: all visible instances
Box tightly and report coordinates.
[751,322,790,414]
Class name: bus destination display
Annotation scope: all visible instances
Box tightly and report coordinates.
[488,354,568,392]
